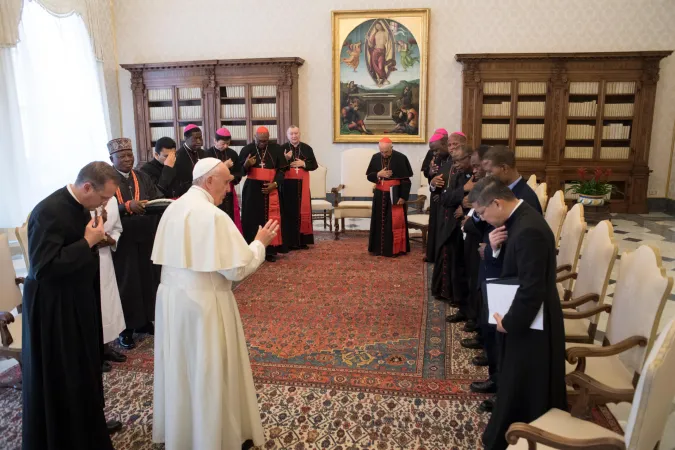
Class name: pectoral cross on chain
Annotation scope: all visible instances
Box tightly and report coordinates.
[293,167,300,175]
[260,161,265,168]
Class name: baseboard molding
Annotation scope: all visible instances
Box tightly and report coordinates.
[648,197,668,212]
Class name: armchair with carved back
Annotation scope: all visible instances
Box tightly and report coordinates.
[0,233,25,388]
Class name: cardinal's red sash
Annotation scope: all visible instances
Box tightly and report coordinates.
[285,167,313,235]
[248,168,282,246]
[376,179,406,255]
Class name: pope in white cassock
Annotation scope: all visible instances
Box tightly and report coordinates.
[151,157,280,450]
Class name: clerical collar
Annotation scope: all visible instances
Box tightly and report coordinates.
[505,199,524,223]
[66,184,82,205]
[116,169,130,179]
[192,185,214,204]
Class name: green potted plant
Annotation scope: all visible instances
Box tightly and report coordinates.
[566,168,617,206]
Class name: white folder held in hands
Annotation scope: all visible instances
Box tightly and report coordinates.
[484,278,544,330]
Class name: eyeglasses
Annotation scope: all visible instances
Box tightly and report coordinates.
[473,200,496,220]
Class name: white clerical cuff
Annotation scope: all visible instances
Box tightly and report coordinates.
[492,247,501,258]
[429,184,437,192]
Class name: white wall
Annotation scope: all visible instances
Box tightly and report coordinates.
[114,0,675,197]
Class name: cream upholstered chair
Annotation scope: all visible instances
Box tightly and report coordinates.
[331,148,378,239]
[561,220,618,343]
[0,233,24,386]
[418,171,430,211]
[555,204,586,301]
[15,219,29,269]
[506,317,675,450]
[565,244,673,410]
[526,174,537,189]
[545,190,567,245]
[535,182,548,213]
[310,165,333,231]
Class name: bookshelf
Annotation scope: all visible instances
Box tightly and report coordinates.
[122,57,304,163]
[456,51,672,213]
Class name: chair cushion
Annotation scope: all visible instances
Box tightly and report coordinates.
[507,408,623,449]
[563,317,591,340]
[334,208,371,219]
[564,342,634,390]
[336,200,372,209]
[311,200,333,210]
[407,214,429,226]
[4,313,21,350]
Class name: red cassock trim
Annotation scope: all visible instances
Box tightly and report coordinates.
[375,179,406,255]
[248,168,283,246]
[285,168,313,235]
[231,181,243,234]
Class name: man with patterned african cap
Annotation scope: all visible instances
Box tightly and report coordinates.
[239,126,288,261]
[174,124,206,197]
[108,137,162,349]
[205,127,243,231]
[366,137,413,257]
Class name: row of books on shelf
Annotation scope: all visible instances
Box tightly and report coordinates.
[149,107,173,121]
[482,102,510,116]
[226,126,248,140]
[481,124,509,139]
[518,82,547,95]
[150,126,176,141]
[178,87,202,101]
[516,124,544,139]
[483,82,511,95]
[569,82,599,95]
[566,124,595,140]
[514,146,543,159]
[179,105,202,120]
[252,103,277,118]
[224,86,246,98]
[148,88,173,102]
[604,103,634,117]
[602,124,631,140]
[251,85,277,97]
[562,147,630,160]
[221,104,246,119]
[606,82,636,95]
[517,102,545,116]
[568,101,597,117]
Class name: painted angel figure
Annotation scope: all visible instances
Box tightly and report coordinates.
[342,40,362,72]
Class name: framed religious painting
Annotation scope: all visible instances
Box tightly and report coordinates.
[332,8,430,143]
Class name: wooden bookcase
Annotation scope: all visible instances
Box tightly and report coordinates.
[456,51,672,213]
[121,57,304,163]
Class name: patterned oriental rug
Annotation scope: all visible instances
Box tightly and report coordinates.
[0,231,620,449]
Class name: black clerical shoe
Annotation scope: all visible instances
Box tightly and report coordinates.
[470,380,497,394]
[461,337,483,349]
[472,354,489,367]
[299,244,309,250]
[107,419,123,434]
[265,254,277,262]
[242,439,255,450]
[446,312,468,323]
[104,348,127,363]
[118,334,136,350]
[137,322,155,336]
[478,396,496,413]
[463,319,479,333]
[102,361,112,373]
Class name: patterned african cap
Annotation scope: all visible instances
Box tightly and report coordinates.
[107,138,133,155]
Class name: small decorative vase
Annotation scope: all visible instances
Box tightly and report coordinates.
[578,194,605,207]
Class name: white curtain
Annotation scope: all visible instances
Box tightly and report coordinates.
[0,0,110,227]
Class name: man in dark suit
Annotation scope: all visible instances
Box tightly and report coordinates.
[173,124,206,197]
[140,137,179,198]
[463,146,543,412]
[468,176,566,450]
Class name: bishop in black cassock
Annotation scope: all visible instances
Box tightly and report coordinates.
[240,127,288,261]
[366,138,413,257]
[22,162,121,450]
[205,127,243,230]
[173,124,206,197]
[108,138,162,349]
[280,126,317,249]
[140,136,179,198]
[431,146,472,306]
[420,131,452,262]
[469,177,566,450]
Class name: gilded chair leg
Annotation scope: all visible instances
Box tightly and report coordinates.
[334,218,340,240]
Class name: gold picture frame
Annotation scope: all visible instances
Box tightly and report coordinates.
[332,8,430,143]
